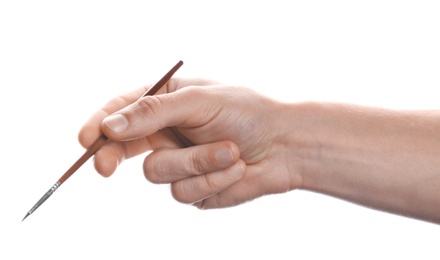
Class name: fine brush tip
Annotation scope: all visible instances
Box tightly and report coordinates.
[22,212,30,222]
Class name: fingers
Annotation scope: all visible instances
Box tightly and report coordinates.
[101,86,220,141]
[144,140,246,204]
[93,143,121,177]
[193,164,272,209]
[144,140,240,183]
[193,175,262,209]
[172,160,246,204]
[93,129,182,177]
[78,77,221,179]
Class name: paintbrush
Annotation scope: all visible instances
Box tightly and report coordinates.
[22,60,184,221]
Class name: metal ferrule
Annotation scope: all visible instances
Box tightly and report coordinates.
[28,181,61,215]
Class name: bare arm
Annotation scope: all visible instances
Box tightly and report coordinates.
[286,102,440,223]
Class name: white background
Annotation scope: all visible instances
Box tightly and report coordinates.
[1,1,440,259]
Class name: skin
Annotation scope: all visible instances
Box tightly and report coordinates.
[78,78,440,224]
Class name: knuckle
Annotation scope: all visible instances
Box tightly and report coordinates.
[203,174,219,192]
[136,96,162,117]
[182,86,210,100]
[186,151,205,175]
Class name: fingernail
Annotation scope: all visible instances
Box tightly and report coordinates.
[215,147,234,165]
[103,114,128,133]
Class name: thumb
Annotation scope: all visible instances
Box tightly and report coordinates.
[101,86,219,141]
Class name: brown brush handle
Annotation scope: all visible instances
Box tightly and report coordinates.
[58,134,109,184]
[23,61,184,221]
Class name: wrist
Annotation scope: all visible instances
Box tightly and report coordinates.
[275,101,326,191]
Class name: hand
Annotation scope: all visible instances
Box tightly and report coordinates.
[78,78,302,209]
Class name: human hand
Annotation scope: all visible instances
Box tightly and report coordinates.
[78,78,303,209]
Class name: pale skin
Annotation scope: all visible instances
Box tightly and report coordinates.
[78,78,440,224]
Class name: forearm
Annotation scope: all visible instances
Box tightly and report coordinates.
[284,102,440,224]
